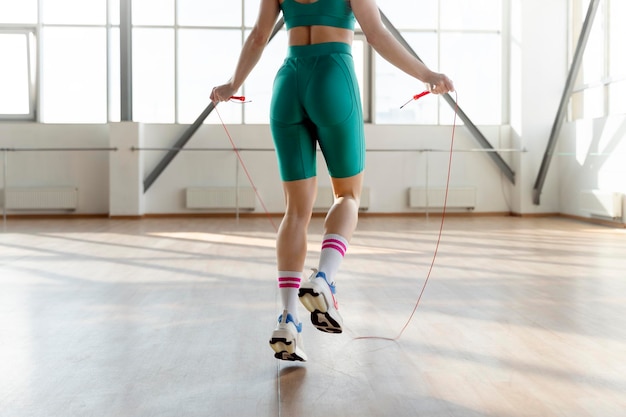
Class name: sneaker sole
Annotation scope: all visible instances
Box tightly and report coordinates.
[269,330,306,362]
[299,287,343,334]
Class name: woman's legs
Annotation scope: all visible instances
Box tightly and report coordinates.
[298,172,363,334]
[269,177,317,361]
[324,172,363,241]
[276,177,317,321]
[317,172,362,287]
[276,177,318,271]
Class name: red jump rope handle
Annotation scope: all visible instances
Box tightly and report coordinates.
[400,90,431,109]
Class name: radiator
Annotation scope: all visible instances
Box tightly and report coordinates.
[409,187,476,209]
[185,187,256,210]
[579,190,623,219]
[3,187,78,210]
[313,187,370,211]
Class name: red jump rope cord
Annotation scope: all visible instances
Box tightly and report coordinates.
[354,90,459,341]
[214,101,278,232]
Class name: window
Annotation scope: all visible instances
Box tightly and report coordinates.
[1,0,505,125]
[570,0,626,119]
[607,0,626,114]
[0,0,37,24]
[178,0,241,27]
[132,28,176,123]
[132,0,174,26]
[39,1,109,123]
[0,0,37,120]
[42,0,107,25]
[240,30,287,125]
[41,27,108,123]
[0,30,36,120]
[373,0,503,125]
[375,32,438,125]
[131,0,244,124]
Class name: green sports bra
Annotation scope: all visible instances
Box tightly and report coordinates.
[280,0,355,30]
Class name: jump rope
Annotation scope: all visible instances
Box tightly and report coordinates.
[214,90,459,341]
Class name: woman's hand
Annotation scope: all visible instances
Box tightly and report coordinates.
[425,72,455,95]
[210,83,237,103]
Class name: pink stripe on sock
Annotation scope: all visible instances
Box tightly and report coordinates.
[324,238,347,251]
[279,283,300,288]
[322,241,346,257]
[278,276,301,288]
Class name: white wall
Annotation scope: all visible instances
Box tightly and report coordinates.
[0,123,110,214]
[1,121,515,216]
[139,123,514,215]
[509,0,568,215]
[558,116,626,223]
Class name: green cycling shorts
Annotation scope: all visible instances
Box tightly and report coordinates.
[270,42,365,182]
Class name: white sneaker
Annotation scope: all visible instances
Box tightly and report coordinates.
[299,271,343,333]
[269,310,307,361]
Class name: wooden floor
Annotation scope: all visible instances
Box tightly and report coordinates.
[1,215,625,417]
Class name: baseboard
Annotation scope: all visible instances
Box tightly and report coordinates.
[2,213,109,220]
[510,212,560,218]
[142,211,514,219]
[141,212,283,219]
[558,213,626,228]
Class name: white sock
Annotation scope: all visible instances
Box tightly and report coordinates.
[317,234,349,285]
[278,271,302,323]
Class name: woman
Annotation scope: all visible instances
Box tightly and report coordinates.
[211,0,454,362]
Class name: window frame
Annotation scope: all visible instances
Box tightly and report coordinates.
[0,27,38,121]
